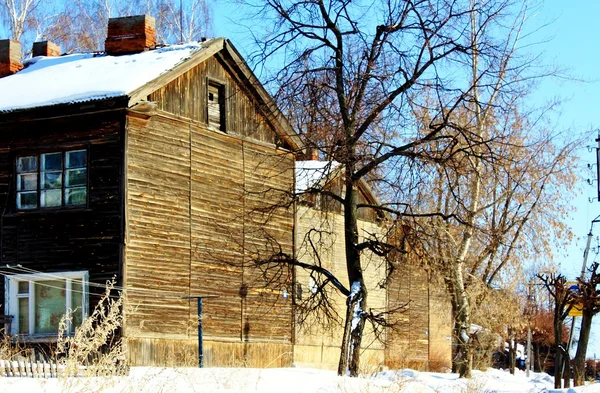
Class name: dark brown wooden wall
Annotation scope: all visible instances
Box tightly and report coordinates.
[0,110,125,309]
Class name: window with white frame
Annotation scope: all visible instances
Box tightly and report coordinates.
[5,271,88,335]
[16,149,87,210]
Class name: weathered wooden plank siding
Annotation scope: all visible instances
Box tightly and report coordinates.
[149,56,277,145]
[294,205,387,368]
[125,114,295,360]
[242,144,294,343]
[124,115,192,338]
[125,51,295,365]
[189,125,244,340]
[0,110,124,309]
[385,250,452,371]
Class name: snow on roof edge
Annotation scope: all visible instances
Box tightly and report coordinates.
[0,42,210,114]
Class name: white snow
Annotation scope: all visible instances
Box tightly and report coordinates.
[0,366,598,392]
[0,43,208,112]
[295,160,340,194]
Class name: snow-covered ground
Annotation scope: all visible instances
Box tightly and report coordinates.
[1,367,599,392]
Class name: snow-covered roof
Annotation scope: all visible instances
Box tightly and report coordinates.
[295,160,341,194]
[0,43,208,113]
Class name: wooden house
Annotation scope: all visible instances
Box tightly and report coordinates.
[0,14,451,370]
[0,15,301,367]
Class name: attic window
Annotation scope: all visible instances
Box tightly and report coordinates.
[16,149,87,210]
[207,81,225,131]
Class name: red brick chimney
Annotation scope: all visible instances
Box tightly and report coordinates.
[105,15,156,55]
[0,39,23,78]
[32,40,61,57]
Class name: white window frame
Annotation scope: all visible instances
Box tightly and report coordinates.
[4,271,89,336]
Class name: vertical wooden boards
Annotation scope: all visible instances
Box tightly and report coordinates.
[149,57,279,146]
[385,250,433,369]
[124,115,192,338]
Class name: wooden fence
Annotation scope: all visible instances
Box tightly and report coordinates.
[0,358,62,378]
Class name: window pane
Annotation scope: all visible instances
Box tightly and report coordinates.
[18,297,29,334]
[42,171,62,189]
[17,156,38,173]
[17,173,37,191]
[65,187,86,206]
[41,152,62,171]
[66,169,86,187]
[17,191,37,209]
[34,280,66,334]
[66,150,86,169]
[71,281,83,330]
[18,281,29,294]
[41,189,62,207]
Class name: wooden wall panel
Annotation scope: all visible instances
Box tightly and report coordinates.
[242,145,294,342]
[189,125,244,340]
[149,57,278,146]
[125,114,295,348]
[124,116,192,338]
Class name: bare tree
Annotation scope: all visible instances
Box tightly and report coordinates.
[538,273,574,389]
[241,0,574,378]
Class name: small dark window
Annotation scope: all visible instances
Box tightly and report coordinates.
[16,149,87,210]
[207,82,225,131]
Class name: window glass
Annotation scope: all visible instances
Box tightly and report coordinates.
[18,281,29,294]
[41,189,62,207]
[65,187,86,206]
[8,272,88,336]
[41,153,62,171]
[66,169,86,187]
[42,172,62,189]
[34,280,66,334]
[17,192,37,210]
[66,150,86,169]
[17,149,87,210]
[17,156,37,172]
[17,173,37,191]
[71,281,83,329]
[18,298,29,334]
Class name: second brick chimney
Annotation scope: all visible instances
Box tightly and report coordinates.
[0,39,23,78]
[32,40,61,57]
[105,15,156,55]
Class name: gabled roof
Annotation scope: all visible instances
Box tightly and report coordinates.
[0,38,303,150]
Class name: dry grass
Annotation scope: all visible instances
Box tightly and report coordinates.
[55,279,127,377]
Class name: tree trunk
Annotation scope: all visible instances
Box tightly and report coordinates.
[573,310,593,386]
[508,329,516,374]
[337,176,367,377]
[554,320,563,389]
[451,287,472,378]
